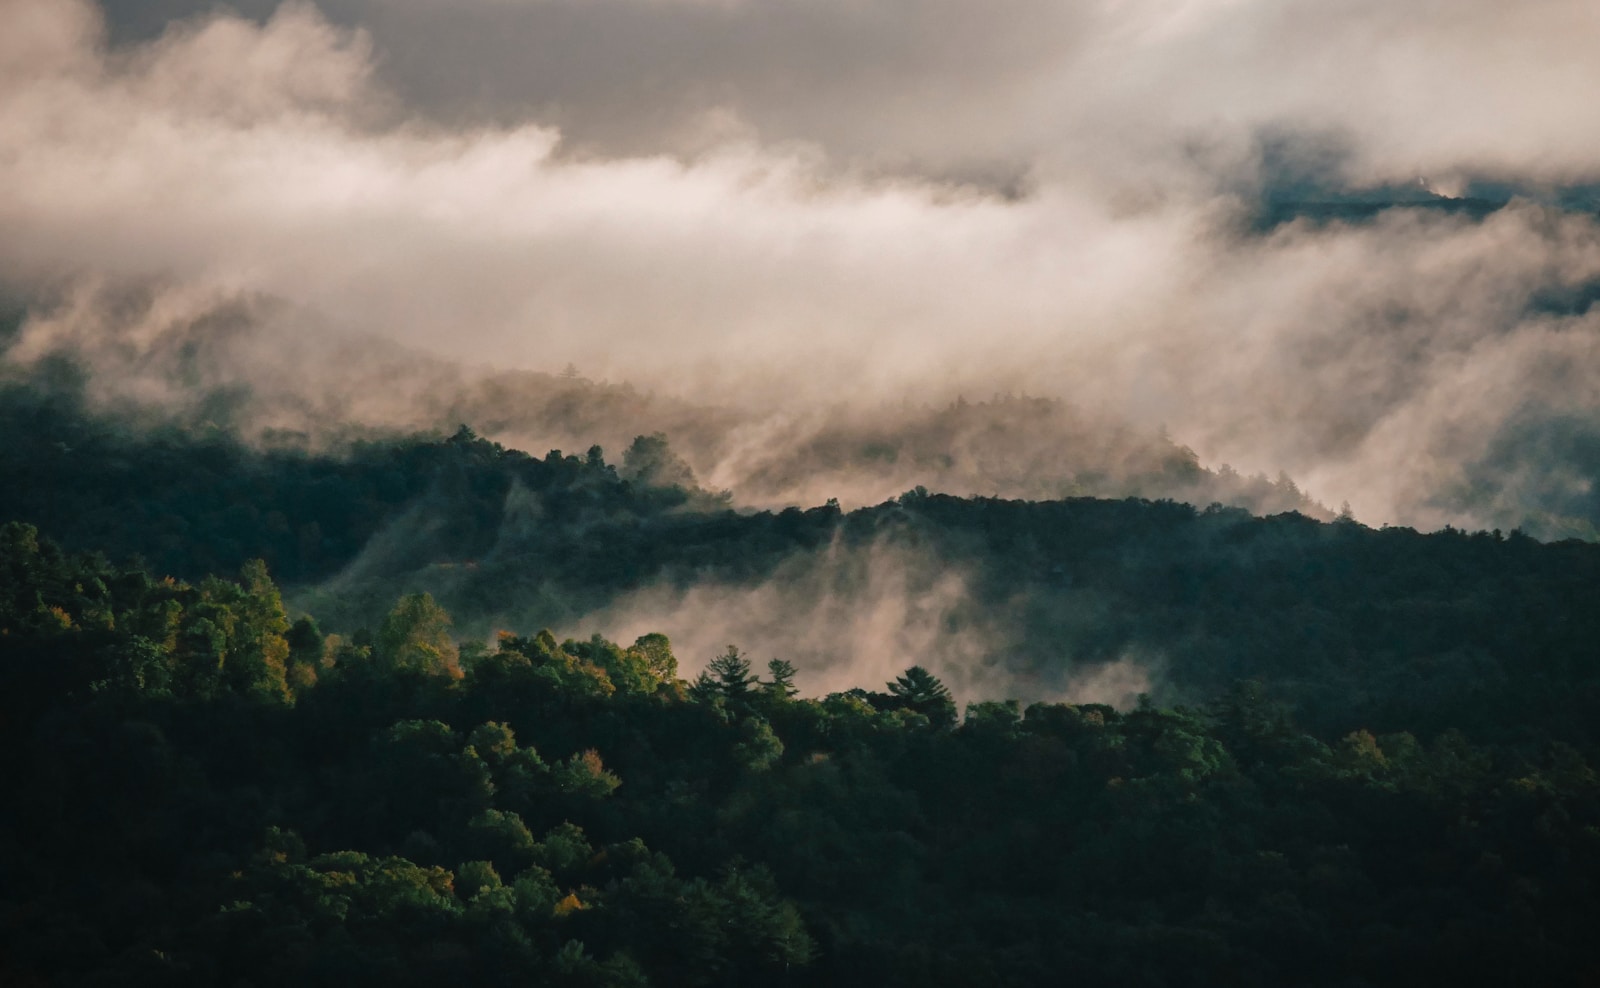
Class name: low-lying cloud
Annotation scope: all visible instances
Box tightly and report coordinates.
[3,0,1600,538]
[566,532,1164,708]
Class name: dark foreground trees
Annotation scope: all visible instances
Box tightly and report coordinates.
[2,523,1599,987]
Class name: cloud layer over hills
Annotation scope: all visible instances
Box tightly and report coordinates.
[3,0,1600,535]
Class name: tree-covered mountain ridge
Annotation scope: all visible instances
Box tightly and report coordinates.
[5,374,1600,984]
[4,371,1599,729]
[2,519,1598,986]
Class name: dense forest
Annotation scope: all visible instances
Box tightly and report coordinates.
[3,519,1599,986]
[4,364,1600,984]
[4,371,1599,734]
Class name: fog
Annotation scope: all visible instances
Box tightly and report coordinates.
[570,532,1164,707]
[296,500,1168,708]
[4,0,1600,539]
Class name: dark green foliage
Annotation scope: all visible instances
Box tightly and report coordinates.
[764,658,799,699]
[693,645,758,705]
[5,386,1600,747]
[6,379,1600,988]
[886,665,957,727]
[5,527,1600,986]
[707,645,754,698]
[285,615,324,690]
[629,633,679,689]
[621,433,699,491]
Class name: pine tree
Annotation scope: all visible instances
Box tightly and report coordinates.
[763,658,799,699]
[887,665,957,727]
[706,645,754,698]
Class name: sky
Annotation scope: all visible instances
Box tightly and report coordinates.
[4,0,1600,533]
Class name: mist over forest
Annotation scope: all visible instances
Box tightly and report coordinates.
[4,0,1600,985]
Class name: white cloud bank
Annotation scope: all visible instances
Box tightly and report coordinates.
[4,0,1600,533]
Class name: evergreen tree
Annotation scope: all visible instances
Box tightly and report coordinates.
[763,658,799,699]
[887,665,957,727]
[706,645,755,699]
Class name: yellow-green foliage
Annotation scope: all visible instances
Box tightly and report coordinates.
[378,592,460,677]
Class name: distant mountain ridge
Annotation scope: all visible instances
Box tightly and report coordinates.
[3,372,1597,742]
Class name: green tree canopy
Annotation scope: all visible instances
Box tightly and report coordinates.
[887,665,957,727]
[377,592,459,677]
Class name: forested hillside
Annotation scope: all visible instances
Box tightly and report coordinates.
[6,349,1600,987]
[2,522,1598,986]
[4,373,1598,736]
